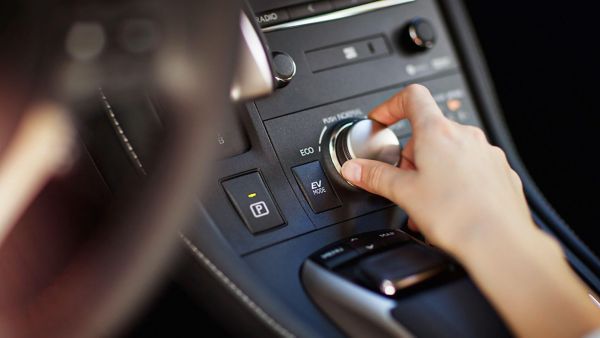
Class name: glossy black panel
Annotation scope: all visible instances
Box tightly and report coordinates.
[255,0,459,120]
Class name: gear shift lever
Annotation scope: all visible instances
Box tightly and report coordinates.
[230,10,275,101]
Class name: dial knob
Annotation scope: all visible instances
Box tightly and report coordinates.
[329,119,401,181]
[404,18,436,51]
[272,51,296,88]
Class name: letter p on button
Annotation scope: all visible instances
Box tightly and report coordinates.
[250,201,270,218]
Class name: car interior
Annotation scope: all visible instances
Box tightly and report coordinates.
[1,0,599,337]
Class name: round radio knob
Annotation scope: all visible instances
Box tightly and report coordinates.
[272,51,296,88]
[404,18,436,51]
[329,119,401,181]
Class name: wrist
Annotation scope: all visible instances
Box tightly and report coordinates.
[442,217,561,266]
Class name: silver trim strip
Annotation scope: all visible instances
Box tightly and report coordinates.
[273,52,297,86]
[100,88,147,176]
[302,260,414,338]
[380,265,446,295]
[182,234,295,338]
[262,0,415,33]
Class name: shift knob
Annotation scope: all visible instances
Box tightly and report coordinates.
[328,119,401,182]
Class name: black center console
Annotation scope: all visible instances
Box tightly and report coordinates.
[180,0,600,337]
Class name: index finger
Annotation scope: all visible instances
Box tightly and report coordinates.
[368,84,444,129]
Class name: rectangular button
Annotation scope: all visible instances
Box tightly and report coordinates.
[312,243,360,269]
[255,9,290,27]
[306,36,390,72]
[222,172,285,234]
[292,161,341,213]
[288,1,334,20]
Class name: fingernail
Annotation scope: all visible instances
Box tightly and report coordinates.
[341,161,362,183]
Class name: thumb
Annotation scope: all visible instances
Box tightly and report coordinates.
[341,159,414,204]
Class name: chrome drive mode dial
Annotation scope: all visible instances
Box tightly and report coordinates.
[328,119,401,184]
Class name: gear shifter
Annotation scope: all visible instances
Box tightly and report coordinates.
[302,230,511,338]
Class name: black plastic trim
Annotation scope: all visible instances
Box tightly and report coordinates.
[182,205,321,337]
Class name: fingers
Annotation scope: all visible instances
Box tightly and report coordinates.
[399,138,416,170]
[463,125,488,143]
[489,144,525,195]
[341,158,415,205]
[509,169,524,191]
[369,84,444,129]
[407,218,419,232]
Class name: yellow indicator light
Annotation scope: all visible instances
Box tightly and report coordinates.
[248,193,257,198]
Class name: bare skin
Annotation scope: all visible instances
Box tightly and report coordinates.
[341,84,600,338]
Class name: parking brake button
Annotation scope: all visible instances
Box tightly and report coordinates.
[222,172,285,234]
[292,161,341,213]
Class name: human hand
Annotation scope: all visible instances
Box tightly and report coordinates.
[341,84,533,257]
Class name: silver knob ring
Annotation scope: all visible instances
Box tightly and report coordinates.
[328,120,355,183]
[328,119,401,186]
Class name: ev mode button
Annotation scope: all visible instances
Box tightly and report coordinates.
[292,161,341,213]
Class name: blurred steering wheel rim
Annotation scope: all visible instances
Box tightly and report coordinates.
[0,1,241,337]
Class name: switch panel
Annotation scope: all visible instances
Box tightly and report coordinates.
[222,172,285,234]
[264,74,481,228]
[292,161,341,213]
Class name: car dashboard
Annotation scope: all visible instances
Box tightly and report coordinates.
[88,0,600,336]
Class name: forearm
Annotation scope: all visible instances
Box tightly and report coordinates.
[454,221,600,338]
[347,86,600,336]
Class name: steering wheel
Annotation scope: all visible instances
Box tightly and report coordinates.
[0,0,240,337]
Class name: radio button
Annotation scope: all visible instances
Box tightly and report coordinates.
[255,9,290,27]
[272,51,296,88]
